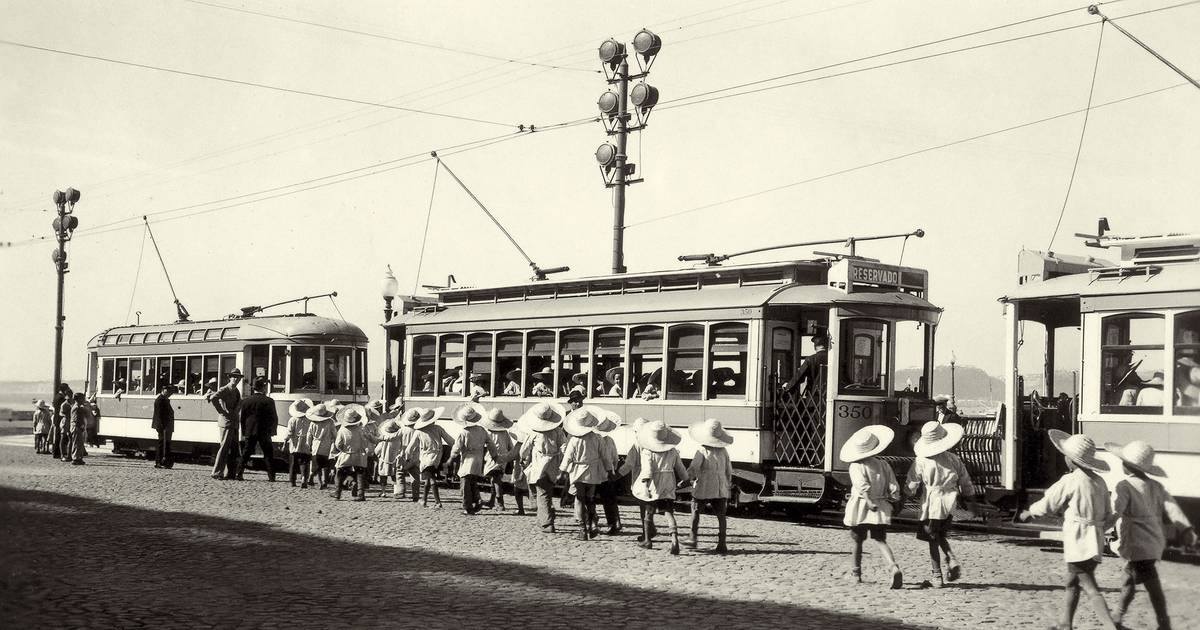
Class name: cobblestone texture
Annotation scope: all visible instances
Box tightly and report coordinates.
[1,438,1198,629]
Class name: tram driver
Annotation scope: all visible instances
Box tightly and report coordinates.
[782,335,828,397]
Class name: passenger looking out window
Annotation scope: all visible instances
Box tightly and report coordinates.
[410,336,435,396]
[558,329,588,397]
[593,327,625,398]
[496,332,522,397]
[708,322,749,399]
[438,335,465,396]
[526,331,554,396]
[629,326,663,400]
[666,325,704,400]
[1101,314,1164,413]
[1174,310,1200,415]
[465,334,492,398]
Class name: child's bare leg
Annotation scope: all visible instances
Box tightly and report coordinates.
[432,483,442,507]
[665,510,681,554]
[1115,571,1136,622]
[639,507,654,548]
[422,478,432,506]
[873,539,899,569]
[1145,576,1171,629]
[1076,571,1116,629]
[688,503,701,546]
[515,488,525,514]
[1063,574,1082,630]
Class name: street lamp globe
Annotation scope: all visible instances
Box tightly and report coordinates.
[380,265,399,299]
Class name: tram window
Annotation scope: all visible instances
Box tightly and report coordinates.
[630,326,663,399]
[411,335,436,396]
[173,331,188,343]
[839,319,889,395]
[131,333,145,344]
[708,322,748,399]
[559,329,589,397]
[141,357,156,393]
[526,330,555,397]
[325,347,353,395]
[894,321,930,397]
[114,358,129,394]
[202,355,219,393]
[189,330,205,342]
[290,346,321,393]
[219,355,237,387]
[221,327,239,340]
[117,335,130,344]
[771,327,795,389]
[204,329,221,341]
[104,335,117,346]
[1101,314,1164,414]
[268,346,286,393]
[156,357,171,392]
[185,356,203,395]
[496,332,522,397]
[129,358,143,392]
[593,327,626,398]
[172,357,187,391]
[101,359,115,394]
[354,348,368,396]
[1175,310,1200,414]
[465,333,493,397]
[437,335,465,396]
[666,324,705,400]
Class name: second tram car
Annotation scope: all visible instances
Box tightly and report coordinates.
[87,313,370,460]
[383,256,943,506]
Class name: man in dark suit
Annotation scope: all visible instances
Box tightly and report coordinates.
[208,368,243,480]
[236,377,278,482]
[152,384,176,469]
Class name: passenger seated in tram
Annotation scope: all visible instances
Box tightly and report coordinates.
[1117,370,1164,407]
[530,367,554,397]
[445,368,465,395]
[502,369,521,396]
[604,367,623,397]
[783,335,828,397]
[709,367,739,395]
[467,373,489,400]
[636,368,662,400]
[1175,357,1200,408]
[568,372,587,397]
[419,370,435,393]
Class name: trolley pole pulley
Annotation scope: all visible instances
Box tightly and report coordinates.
[1087,5,1200,91]
[143,216,190,322]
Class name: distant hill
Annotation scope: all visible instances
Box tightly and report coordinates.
[896,364,1003,401]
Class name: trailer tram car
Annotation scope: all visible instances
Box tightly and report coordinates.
[996,229,1200,521]
[384,257,944,507]
[87,313,369,460]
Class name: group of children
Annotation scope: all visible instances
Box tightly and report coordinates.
[842,419,1194,629]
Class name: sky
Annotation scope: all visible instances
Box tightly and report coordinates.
[1,0,1198,387]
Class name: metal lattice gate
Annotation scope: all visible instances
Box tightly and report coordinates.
[772,387,826,468]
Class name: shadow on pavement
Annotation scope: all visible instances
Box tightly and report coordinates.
[0,486,940,629]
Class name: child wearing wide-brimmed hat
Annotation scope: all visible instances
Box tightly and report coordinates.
[530,367,554,397]
[374,410,411,499]
[562,407,614,540]
[33,400,52,454]
[403,407,451,508]
[304,403,337,489]
[1105,440,1195,629]
[386,409,420,500]
[330,404,372,501]
[450,402,500,515]
[481,408,520,513]
[1018,430,1118,630]
[633,420,689,555]
[593,409,623,534]
[518,402,569,532]
[618,418,657,542]
[905,420,976,588]
[686,418,735,554]
[841,425,903,588]
[286,399,315,488]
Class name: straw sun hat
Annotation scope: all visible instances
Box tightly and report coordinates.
[481,408,513,431]
[839,425,894,464]
[305,403,336,423]
[288,398,314,418]
[519,402,567,433]
[637,419,683,453]
[396,408,421,426]
[531,367,554,382]
[593,408,622,433]
[912,421,964,458]
[688,418,734,448]
[378,418,405,439]
[412,407,445,430]
[335,403,369,426]
[1104,440,1166,477]
[455,402,487,425]
[1048,429,1109,472]
[564,407,600,437]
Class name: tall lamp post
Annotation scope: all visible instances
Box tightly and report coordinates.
[380,266,399,402]
[51,188,80,397]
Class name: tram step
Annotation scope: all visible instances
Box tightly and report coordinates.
[758,468,827,504]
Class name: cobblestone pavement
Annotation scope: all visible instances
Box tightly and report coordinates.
[2,439,1199,629]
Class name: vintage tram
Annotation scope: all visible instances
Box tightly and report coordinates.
[382,255,943,505]
[87,313,370,459]
[996,228,1200,520]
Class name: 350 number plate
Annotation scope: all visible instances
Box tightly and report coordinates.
[834,402,879,420]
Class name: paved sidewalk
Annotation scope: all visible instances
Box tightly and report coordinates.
[1,444,1197,629]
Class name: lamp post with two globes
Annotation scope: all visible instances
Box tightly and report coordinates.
[51,188,80,401]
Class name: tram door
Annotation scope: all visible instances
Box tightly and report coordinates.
[765,307,829,469]
[1015,309,1078,489]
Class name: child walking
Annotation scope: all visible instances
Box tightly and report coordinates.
[481,408,520,513]
[906,420,976,588]
[33,400,52,454]
[1105,440,1195,629]
[562,407,612,540]
[841,425,903,588]
[330,404,371,501]
[518,402,569,533]
[594,410,623,534]
[632,420,688,555]
[685,418,734,554]
[618,418,656,542]
[305,404,337,489]
[1019,430,1118,630]
[403,407,451,508]
[450,403,500,515]
[387,409,420,500]
[286,399,314,488]
[374,411,410,499]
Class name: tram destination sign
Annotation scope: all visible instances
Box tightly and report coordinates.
[838,260,927,293]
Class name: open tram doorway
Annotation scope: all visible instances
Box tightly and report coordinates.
[1012,298,1081,490]
[764,306,829,469]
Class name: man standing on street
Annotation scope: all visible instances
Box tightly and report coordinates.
[56,384,74,462]
[237,377,278,482]
[152,384,176,469]
[208,368,243,480]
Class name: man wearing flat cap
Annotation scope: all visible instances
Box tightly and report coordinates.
[208,368,243,480]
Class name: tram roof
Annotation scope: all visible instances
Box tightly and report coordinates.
[87,313,368,349]
[393,282,940,329]
[1002,259,1200,302]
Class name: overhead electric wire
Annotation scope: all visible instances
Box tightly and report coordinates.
[627,81,1189,229]
[183,0,599,73]
[0,38,519,128]
[1047,21,1106,252]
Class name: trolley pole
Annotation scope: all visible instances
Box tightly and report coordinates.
[50,188,80,424]
[611,58,630,275]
